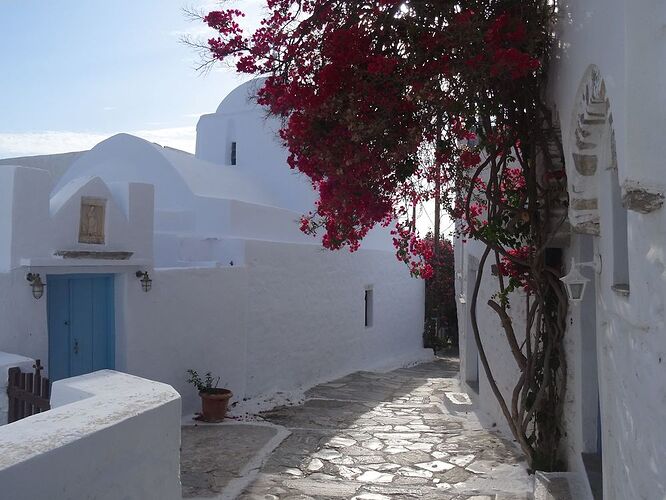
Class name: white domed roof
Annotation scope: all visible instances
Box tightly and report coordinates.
[53,133,282,211]
[215,78,267,115]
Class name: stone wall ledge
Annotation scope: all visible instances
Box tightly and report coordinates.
[0,370,182,500]
[0,370,180,469]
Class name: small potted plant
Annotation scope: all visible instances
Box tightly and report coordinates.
[186,369,233,422]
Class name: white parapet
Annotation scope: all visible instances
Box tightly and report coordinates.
[0,370,182,500]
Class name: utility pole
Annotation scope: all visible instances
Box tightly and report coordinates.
[412,201,417,233]
[434,171,441,252]
[434,114,443,255]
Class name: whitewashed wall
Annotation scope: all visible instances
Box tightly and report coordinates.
[0,164,153,271]
[456,3,666,499]
[549,2,666,499]
[0,80,427,457]
[118,240,427,415]
[0,167,425,422]
[0,370,181,500]
[0,240,426,418]
[454,236,525,438]
[50,177,154,262]
[0,270,48,365]
[196,79,317,214]
[0,166,51,271]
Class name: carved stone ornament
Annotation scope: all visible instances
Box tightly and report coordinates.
[78,197,106,244]
[54,250,133,260]
[622,181,664,214]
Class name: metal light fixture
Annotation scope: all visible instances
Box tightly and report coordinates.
[559,257,599,304]
[135,271,152,293]
[26,273,45,300]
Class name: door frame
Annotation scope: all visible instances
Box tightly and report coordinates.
[47,273,116,380]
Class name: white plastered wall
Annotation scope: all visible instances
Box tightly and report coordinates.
[550,2,666,499]
[0,80,428,432]
[454,234,525,438]
[455,2,666,499]
[50,177,154,262]
[0,370,181,500]
[0,166,52,272]
[118,240,427,415]
[0,166,153,380]
[196,79,317,214]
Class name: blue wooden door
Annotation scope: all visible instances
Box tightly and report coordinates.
[47,274,115,381]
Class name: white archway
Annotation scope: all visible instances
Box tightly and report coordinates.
[568,65,629,293]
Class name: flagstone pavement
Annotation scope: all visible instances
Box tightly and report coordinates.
[182,357,533,499]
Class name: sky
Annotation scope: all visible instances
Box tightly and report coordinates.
[0,0,265,157]
[0,0,446,236]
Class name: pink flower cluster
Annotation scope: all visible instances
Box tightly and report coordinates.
[202,1,548,277]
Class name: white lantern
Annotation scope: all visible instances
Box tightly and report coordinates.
[560,258,593,303]
[26,273,45,300]
[135,271,153,293]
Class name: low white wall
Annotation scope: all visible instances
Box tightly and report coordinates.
[0,370,181,500]
[0,238,426,418]
[118,240,428,415]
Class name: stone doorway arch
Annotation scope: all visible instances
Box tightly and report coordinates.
[567,65,608,235]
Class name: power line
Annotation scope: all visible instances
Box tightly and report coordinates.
[419,201,434,226]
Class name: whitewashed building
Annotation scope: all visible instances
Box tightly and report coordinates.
[455,2,666,499]
[0,79,429,416]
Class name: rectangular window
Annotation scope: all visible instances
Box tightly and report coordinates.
[364,287,373,328]
[230,142,237,165]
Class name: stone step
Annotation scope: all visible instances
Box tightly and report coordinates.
[581,117,606,126]
[572,153,597,176]
[585,101,608,116]
[533,471,594,500]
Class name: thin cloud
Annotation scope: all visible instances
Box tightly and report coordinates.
[169,25,214,39]
[0,126,197,159]
[133,126,197,152]
[0,131,108,158]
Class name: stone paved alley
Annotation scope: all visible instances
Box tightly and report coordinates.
[182,357,533,499]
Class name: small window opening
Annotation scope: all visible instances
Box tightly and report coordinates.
[545,247,563,269]
[364,287,374,328]
[230,142,237,165]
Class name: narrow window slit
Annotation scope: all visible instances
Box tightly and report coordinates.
[365,287,373,328]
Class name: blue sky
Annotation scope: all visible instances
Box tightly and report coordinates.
[0,0,444,235]
[0,0,263,157]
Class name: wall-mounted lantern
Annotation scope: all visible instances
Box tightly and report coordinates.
[26,273,45,300]
[135,271,152,293]
[559,257,600,304]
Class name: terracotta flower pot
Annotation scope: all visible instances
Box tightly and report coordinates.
[199,388,233,422]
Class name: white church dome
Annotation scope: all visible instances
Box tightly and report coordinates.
[53,133,281,211]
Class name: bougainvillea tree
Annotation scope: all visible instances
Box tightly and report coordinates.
[423,235,457,348]
[201,0,567,470]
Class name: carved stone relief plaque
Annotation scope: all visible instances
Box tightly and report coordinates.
[78,197,106,244]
